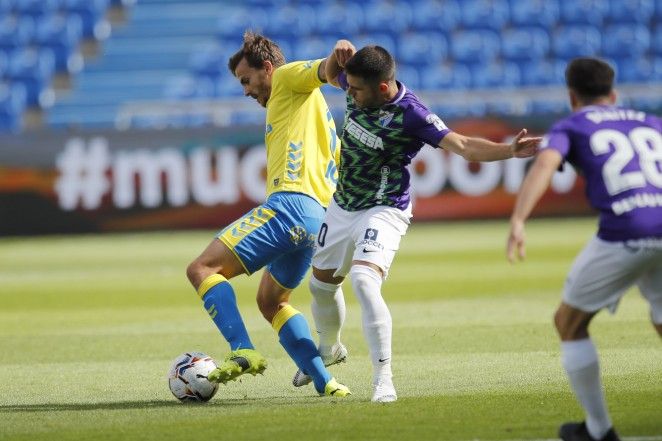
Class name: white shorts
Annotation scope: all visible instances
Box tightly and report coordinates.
[312,198,412,279]
[563,236,662,323]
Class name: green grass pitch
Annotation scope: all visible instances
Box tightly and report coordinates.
[0,218,660,441]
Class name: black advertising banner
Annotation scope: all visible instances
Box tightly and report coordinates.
[0,119,590,236]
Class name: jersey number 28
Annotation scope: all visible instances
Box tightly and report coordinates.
[590,127,662,196]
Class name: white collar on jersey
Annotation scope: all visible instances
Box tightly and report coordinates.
[386,81,406,105]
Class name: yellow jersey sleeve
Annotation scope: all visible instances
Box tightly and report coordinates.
[264,59,340,207]
[272,59,325,93]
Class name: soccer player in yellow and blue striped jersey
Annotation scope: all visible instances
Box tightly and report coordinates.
[185,32,349,397]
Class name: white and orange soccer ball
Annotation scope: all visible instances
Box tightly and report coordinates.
[168,352,219,402]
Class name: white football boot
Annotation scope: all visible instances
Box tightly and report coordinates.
[371,377,397,403]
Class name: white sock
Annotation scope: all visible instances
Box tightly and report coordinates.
[349,265,392,383]
[561,339,612,439]
[309,274,345,355]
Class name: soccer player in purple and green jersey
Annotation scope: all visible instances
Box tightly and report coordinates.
[508,57,662,441]
[291,42,540,402]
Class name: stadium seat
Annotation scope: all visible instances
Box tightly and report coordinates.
[655,0,662,19]
[5,47,55,107]
[410,0,460,32]
[215,73,243,98]
[264,4,315,38]
[163,75,214,100]
[293,36,336,61]
[653,26,662,55]
[61,0,112,40]
[216,6,268,39]
[459,0,509,30]
[602,25,650,58]
[653,56,662,80]
[470,61,521,88]
[607,0,654,23]
[0,81,26,132]
[352,33,397,57]
[419,62,472,90]
[552,25,602,60]
[0,0,14,14]
[314,2,364,36]
[14,0,60,17]
[560,0,608,25]
[397,63,420,89]
[615,56,653,83]
[397,32,447,67]
[33,14,84,74]
[362,0,413,35]
[0,16,34,52]
[519,59,565,86]
[509,0,559,27]
[501,27,550,61]
[188,42,227,78]
[450,30,500,63]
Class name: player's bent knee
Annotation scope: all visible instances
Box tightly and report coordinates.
[554,304,593,340]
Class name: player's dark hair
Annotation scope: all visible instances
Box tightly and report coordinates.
[565,57,614,102]
[344,45,395,85]
[228,31,286,75]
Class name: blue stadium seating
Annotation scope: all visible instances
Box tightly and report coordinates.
[264,4,315,39]
[6,47,55,107]
[0,16,34,52]
[607,0,654,23]
[519,59,566,86]
[397,31,447,67]
[419,62,472,90]
[61,0,111,40]
[188,42,228,78]
[314,2,364,36]
[293,36,336,61]
[163,75,214,100]
[501,27,550,61]
[352,33,397,57]
[450,30,501,63]
[216,7,267,39]
[362,0,413,35]
[653,26,662,55]
[509,0,559,27]
[33,14,84,74]
[560,0,608,25]
[616,57,655,82]
[470,61,521,88]
[410,0,460,31]
[602,24,650,58]
[552,25,602,59]
[397,63,421,89]
[1,0,661,132]
[0,81,26,131]
[460,0,510,30]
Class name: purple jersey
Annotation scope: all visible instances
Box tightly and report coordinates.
[543,105,662,241]
[335,72,450,211]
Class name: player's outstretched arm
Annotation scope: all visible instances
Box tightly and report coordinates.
[325,39,356,88]
[507,149,563,263]
[438,129,541,162]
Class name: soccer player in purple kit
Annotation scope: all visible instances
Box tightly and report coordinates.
[292,40,541,402]
[507,58,662,441]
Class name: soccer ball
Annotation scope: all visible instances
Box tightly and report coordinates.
[168,352,219,402]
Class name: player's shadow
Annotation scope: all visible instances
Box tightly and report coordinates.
[0,399,257,413]
[0,396,329,413]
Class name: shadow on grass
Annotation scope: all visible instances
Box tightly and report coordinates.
[0,395,336,413]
